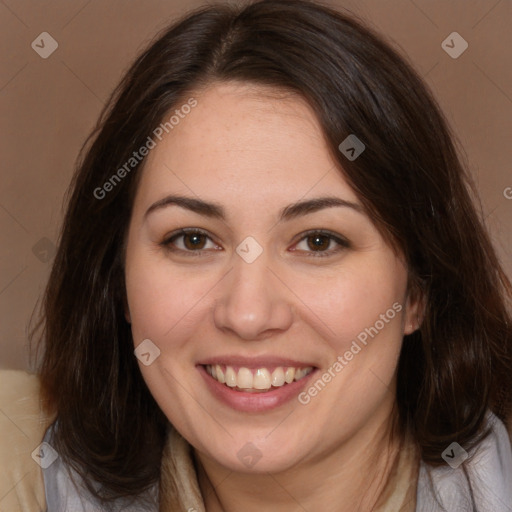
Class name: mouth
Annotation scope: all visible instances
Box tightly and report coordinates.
[197,358,318,412]
[204,364,314,393]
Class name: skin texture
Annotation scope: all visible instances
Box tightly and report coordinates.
[124,82,423,511]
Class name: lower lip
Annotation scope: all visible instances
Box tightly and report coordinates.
[198,365,317,412]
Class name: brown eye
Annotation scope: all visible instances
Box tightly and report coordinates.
[306,234,331,251]
[293,230,350,257]
[162,229,220,254]
[182,232,207,250]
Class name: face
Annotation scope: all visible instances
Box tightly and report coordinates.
[124,82,421,474]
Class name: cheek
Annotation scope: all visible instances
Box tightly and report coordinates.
[125,250,212,344]
[295,263,406,352]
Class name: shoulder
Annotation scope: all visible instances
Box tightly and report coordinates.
[417,411,512,511]
[0,370,55,511]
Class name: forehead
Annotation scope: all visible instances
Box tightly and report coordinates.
[134,82,359,209]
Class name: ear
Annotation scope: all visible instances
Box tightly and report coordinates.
[403,281,425,335]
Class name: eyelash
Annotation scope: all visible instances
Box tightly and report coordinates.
[161,228,350,258]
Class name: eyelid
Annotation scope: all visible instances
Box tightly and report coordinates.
[161,227,221,255]
[290,229,350,257]
[161,228,350,257]
[162,227,212,243]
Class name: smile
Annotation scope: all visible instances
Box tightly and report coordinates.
[204,364,314,393]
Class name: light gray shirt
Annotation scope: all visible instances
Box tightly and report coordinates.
[42,410,512,511]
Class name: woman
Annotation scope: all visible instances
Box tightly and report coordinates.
[1,0,511,510]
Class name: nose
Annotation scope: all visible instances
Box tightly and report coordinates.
[213,254,294,341]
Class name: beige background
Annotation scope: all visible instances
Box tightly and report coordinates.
[1,0,511,370]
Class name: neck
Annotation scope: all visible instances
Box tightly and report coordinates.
[195,408,403,512]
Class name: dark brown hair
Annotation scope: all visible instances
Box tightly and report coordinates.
[30,0,512,505]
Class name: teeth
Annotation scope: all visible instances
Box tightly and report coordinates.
[253,368,271,390]
[205,365,313,391]
[237,368,253,389]
[271,367,285,387]
[285,367,295,383]
[225,366,237,387]
[295,368,309,380]
[215,364,225,384]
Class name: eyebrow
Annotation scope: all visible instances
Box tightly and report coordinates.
[144,194,364,222]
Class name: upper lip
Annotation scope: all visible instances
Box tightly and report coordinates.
[197,355,317,369]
